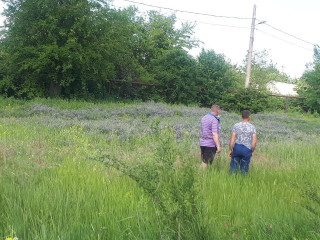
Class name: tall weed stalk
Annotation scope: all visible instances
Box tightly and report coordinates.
[102,128,206,239]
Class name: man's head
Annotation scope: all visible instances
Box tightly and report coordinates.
[210,105,220,115]
[242,110,251,120]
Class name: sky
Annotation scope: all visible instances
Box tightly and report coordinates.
[1,0,319,79]
[111,0,320,79]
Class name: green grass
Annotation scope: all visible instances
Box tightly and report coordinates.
[1,160,159,240]
[202,149,320,239]
[0,98,319,239]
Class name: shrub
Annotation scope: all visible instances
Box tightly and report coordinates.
[220,88,269,113]
[101,128,206,239]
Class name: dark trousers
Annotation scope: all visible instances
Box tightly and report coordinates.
[229,143,252,176]
[200,146,217,164]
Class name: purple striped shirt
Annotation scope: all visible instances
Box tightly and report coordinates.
[199,114,220,147]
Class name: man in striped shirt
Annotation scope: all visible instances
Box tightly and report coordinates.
[199,104,221,168]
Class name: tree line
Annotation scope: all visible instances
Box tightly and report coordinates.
[0,0,319,113]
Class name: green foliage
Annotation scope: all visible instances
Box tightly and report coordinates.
[220,88,269,113]
[102,128,205,239]
[0,99,320,239]
[0,0,118,98]
[218,49,297,113]
[246,50,291,90]
[197,49,241,107]
[138,11,197,66]
[108,10,198,101]
[0,1,199,100]
[0,0,312,115]
[297,46,320,113]
[150,49,199,104]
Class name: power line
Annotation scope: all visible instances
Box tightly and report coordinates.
[122,0,316,47]
[256,28,314,52]
[265,23,315,46]
[112,4,251,30]
[122,0,252,20]
[183,19,313,52]
[114,2,315,52]
[177,18,251,30]
[255,19,315,46]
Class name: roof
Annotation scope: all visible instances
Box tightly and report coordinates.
[266,81,298,96]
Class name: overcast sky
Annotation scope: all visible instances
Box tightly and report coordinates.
[1,0,319,78]
[112,0,320,79]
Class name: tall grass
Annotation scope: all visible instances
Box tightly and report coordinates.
[0,98,319,239]
[202,142,320,239]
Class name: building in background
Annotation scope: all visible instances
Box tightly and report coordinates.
[266,80,298,96]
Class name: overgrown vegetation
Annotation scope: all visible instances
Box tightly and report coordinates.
[297,46,320,114]
[0,99,319,239]
[1,0,318,113]
[102,128,205,239]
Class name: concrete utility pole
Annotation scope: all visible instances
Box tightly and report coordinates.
[245,4,256,88]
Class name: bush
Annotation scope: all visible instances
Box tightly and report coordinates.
[101,128,206,239]
[220,88,269,113]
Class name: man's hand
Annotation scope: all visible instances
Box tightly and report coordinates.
[229,132,236,157]
[216,145,221,153]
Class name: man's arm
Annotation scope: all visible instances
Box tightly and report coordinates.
[212,132,221,153]
[251,134,257,153]
[228,132,236,157]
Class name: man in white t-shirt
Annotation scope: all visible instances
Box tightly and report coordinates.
[228,110,257,175]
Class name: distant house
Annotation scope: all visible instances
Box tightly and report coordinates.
[266,80,298,96]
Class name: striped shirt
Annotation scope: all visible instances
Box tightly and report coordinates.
[199,113,220,147]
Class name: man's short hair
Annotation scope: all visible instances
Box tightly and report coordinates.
[242,110,251,119]
[210,105,220,113]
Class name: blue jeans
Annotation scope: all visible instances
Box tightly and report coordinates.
[229,143,252,176]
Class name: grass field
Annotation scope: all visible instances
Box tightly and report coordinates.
[0,98,319,240]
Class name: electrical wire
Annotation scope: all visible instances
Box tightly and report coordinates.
[177,18,251,30]
[256,28,313,52]
[112,3,252,30]
[265,23,315,46]
[256,19,315,46]
[122,0,252,20]
[113,1,316,51]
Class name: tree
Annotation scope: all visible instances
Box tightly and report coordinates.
[0,0,117,98]
[220,87,269,113]
[196,49,240,107]
[247,50,290,90]
[133,11,197,68]
[149,49,198,104]
[297,46,320,113]
[108,10,198,101]
[0,1,200,101]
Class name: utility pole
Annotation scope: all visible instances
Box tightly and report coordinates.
[245,4,256,88]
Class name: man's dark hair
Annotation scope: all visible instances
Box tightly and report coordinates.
[242,110,251,119]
